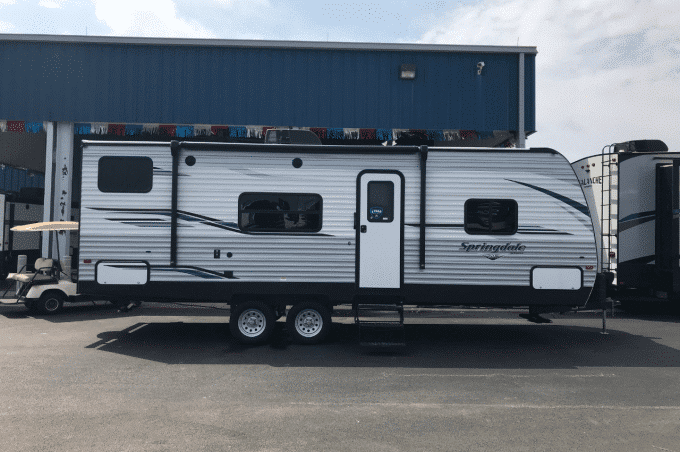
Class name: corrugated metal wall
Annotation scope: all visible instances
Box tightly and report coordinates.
[0,38,535,133]
[0,165,44,193]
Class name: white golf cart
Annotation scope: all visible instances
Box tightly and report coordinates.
[1,221,79,314]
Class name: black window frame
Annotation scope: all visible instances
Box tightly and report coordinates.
[464,198,518,235]
[238,192,323,233]
[97,156,153,194]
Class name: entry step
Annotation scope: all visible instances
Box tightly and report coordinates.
[355,304,403,312]
[359,324,406,347]
[359,321,403,328]
[354,301,405,347]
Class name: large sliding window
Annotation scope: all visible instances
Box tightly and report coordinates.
[464,199,518,235]
[239,193,322,232]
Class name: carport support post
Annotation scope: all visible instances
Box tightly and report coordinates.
[518,52,525,148]
[42,122,56,257]
[42,122,73,260]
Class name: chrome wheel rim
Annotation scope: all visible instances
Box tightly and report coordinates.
[294,309,323,338]
[237,309,267,338]
[44,297,60,312]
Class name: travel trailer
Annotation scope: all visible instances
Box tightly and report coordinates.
[68,140,600,344]
[572,139,679,307]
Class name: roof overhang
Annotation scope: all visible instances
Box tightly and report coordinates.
[0,33,537,54]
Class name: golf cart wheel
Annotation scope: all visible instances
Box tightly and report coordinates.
[36,291,65,315]
[229,301,275,345]
[286,302,332,344]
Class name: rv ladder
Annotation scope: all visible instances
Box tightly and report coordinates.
[353,302,405,347]
[600,146,619,275]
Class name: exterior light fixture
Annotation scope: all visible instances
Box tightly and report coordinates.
[400,64,416,80]
[477,62,485,75]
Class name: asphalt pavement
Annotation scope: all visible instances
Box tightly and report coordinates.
[1,301,679,451]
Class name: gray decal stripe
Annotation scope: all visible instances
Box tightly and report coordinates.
[619,211,655,223]
[95,208,332,236]
[618,216,655,233]
[620,254,655,265]
[517,231,571,235]
[506,179,590,217]
[153,266,238,279]
[405,224,570,234]
[405,223,464,228]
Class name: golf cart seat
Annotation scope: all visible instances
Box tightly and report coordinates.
[6,258,57,283]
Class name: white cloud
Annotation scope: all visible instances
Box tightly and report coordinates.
[212,0,270,8]
[419,0,680,161]
[39,0,63,8]
[0,20,13,31]
[92,0,216,38]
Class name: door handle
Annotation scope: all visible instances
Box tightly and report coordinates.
[360,225,367,233]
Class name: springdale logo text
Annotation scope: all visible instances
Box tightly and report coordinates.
[460,242,526,253]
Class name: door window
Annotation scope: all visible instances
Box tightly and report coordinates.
[367,181,394,223]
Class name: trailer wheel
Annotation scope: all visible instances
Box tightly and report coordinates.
[286,302,331,344]
[36,291,65,315]
[229,301,275,345]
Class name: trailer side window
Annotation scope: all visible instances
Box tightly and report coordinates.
[239,193,322,232]
[98,156,153,193]
[464,199,518,235]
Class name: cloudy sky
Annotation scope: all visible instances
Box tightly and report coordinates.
[0,0,678,161]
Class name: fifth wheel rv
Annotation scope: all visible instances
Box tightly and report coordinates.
[572,139,680,307]
[75,140,600,344]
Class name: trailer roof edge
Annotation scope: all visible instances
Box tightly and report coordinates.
[81,140,561,155]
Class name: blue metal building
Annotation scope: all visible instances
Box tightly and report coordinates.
[0,165,44,194]
[0,34,536,144]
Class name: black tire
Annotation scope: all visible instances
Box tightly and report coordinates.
[229,301,276,345]
[286,302,332,344]
[36,291,65,315]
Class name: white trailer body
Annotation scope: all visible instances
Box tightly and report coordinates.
[571,140,680,299]
[77,141,598,315]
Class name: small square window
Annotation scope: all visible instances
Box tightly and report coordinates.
[98,156,153,193]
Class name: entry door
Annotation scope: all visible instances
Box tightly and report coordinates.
[357,171,403,288]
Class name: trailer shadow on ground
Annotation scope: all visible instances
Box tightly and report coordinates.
[78,317,680,369]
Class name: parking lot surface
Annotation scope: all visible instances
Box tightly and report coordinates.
[1,301,680,451]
